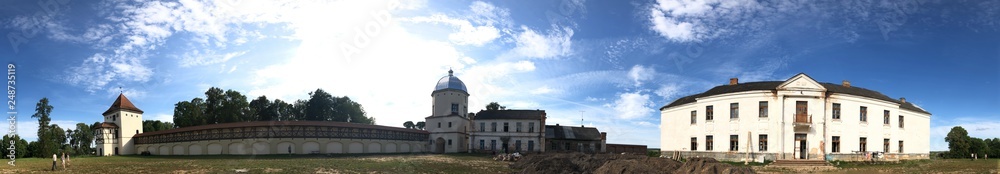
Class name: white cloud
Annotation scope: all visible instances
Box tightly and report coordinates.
[606,92,654,120]
[635,121,657,127]
[179,50,247,67]
[646,0,787,42]
[404,1,509,46]
[654,83,681,99]
[530,85,556,95]
[627,65,655,87]
[511,25,574,59]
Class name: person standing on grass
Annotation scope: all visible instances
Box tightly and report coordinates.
[61,152,67,170]
[51,154,57,171]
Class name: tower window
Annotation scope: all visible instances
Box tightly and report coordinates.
[451,103,459,114]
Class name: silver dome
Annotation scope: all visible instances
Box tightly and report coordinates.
[434,69,467,92]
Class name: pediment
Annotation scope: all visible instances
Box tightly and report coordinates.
[778,73,826,91]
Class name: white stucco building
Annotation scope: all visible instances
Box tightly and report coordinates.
[660,73,930,161]
[95,93,144,156]
[425,69,472,153]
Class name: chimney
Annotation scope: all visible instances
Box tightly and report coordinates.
[729,78,739,85]
[842,80,851,88]
[601,132,607,140]
[900,97,906,103]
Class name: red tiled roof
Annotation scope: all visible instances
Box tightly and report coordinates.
[103,93,143,115]
[96,122,118,128]
[134,121,429,137]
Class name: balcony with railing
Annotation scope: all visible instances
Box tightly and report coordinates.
[794,114,812,127]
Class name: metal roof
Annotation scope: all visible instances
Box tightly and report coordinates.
[545,125,602,141]
[434,69,467,92]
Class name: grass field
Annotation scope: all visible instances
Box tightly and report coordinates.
[0,154,515,174]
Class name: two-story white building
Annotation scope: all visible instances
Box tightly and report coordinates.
[660,73,930,161]
[470,109,546,153]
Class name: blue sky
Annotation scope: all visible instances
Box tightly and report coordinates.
[2,0,998,150]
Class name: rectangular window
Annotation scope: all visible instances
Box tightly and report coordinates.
[884,110,891,125]
[528,141,534,151]
[451,103,459,114]
[515,140,522,152]
[884,139,890,153]
[438,122,441,128]
[480,140,484,150]
[706,105,714,121]
[491,140,496,150]
[832,136,841,153]
[898,141,903,153]
[479,123,485,132]
[491,122,497,132]
[691,110,697,124]
[730,103,739,119]
[832,103,841,119]
[860,137,867,152]
[448,139,452,145]
[899,115,904,128]
[503,122,509,132]
[729,135,739,151]
[706,135,714,151]
[691,137,698,151]
[448,122,452,128]
[529,122,535,132]
[759,101,768,117]
[759,134,768,151]
[516,122,522,132]
[860,106,868,122]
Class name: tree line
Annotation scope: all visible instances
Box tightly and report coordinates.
[944,126,1000,158]
[172,87,375,128]
[2,98,103,158]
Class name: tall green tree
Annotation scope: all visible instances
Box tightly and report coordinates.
[486,102,505,110]
[218,89,249,123]
[403,121,414,129]
[204,87,225,124]
[73,123,95,155]
[271,99,293,121]
[1,135,28,158]
[945,126,971,158]
[31,98,54,157]
[250,96,274,121]
[416,121,426,130]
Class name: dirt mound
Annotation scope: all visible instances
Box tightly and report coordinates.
[594,157,682,174]
[511,153,754,174]
[675,157,755,174]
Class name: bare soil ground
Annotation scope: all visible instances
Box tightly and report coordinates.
[510,152,755,174]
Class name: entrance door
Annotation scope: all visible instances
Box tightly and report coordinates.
[795,101,808,123]
[435,137,445,153]
[795,134,807,159]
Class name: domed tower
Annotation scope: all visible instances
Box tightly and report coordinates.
[426,69,471,153]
